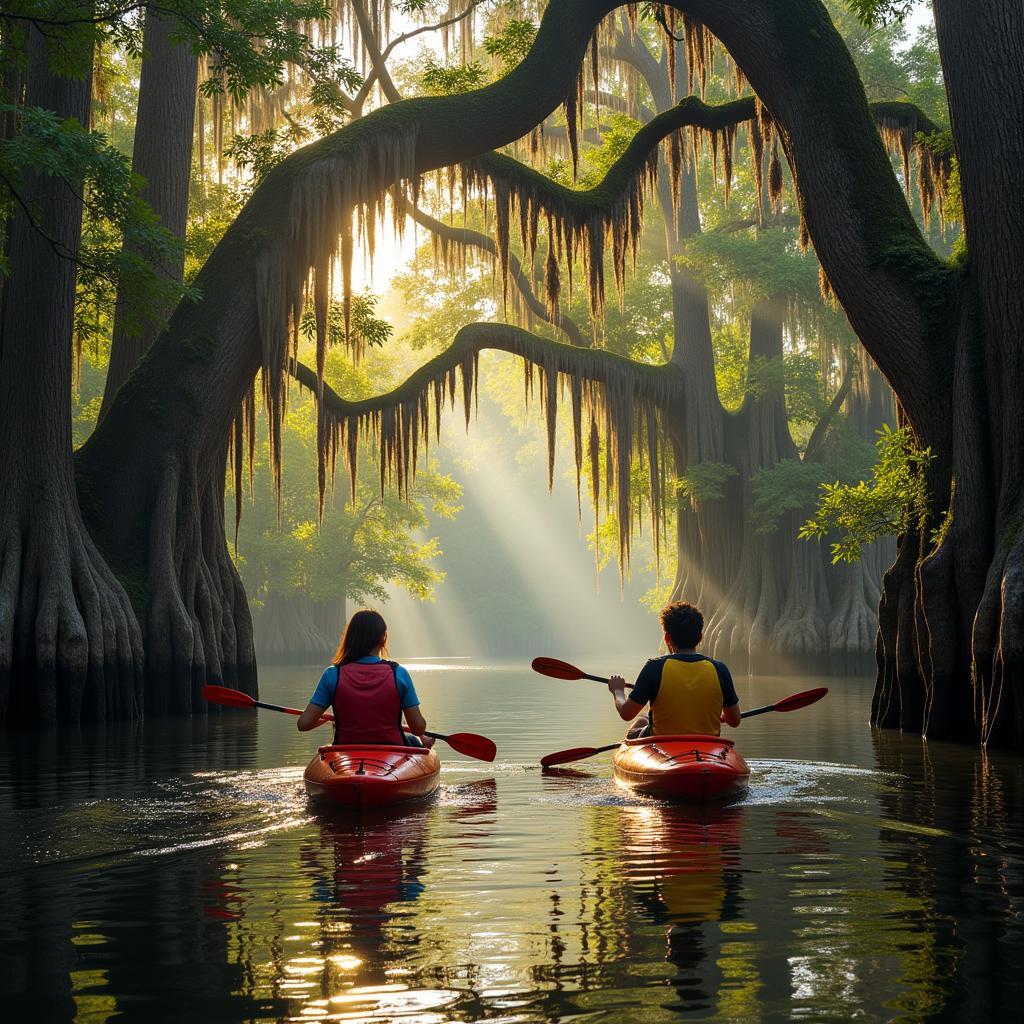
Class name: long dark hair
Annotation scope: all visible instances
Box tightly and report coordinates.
[333,609,388,666]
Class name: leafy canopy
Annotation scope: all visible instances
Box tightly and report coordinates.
[0,103,197,333]
[800,424,934,562]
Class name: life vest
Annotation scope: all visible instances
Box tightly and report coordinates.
[649,657,724,736]
[331,660,404,745]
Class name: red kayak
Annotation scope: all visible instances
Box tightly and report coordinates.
[612,734,750,802]
[304,744,441,808]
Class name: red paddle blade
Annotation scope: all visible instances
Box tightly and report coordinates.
[443,732,497,762]
[202,684,256,709]
[531,657,585,681]
[540,746,602,768]
[774,687,828,713]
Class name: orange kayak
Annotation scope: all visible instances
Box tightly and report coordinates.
[612,734,750,802]
[304,744,441,808]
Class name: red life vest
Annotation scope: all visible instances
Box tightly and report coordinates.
[331,660,404,745]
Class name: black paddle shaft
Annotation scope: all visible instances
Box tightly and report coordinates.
[255,699,296,715]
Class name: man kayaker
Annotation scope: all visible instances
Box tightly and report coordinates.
[608,601,741,736]
[296,608,434,747]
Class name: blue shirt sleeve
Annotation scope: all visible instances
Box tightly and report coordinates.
[395,665,420,708]
[628,659,663,707]
[714,659,739,708]
[309,665,338,708]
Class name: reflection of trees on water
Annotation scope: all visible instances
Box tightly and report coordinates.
[531,756,1020,1023]
[871,728,1023,1021]
[0,715,259,1022]
[4,730,1022,1022]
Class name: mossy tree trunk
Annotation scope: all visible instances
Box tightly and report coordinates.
[0,25,142,724]
[870,0,1024,744]
[702,300,830,671]
[100,8,198,419]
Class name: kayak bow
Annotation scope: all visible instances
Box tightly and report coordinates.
[612,734,750,802]
[304,743,441,808]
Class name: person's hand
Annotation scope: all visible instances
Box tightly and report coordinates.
[608,674,627,693]
[316,714,333,728]
[420,734,436,749]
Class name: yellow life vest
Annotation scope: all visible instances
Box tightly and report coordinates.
[650,657,724,736]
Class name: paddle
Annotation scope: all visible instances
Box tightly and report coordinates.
[740,687,828,719]
[531,657,616,685]
[538,681,829,767]
[201,684,497,762]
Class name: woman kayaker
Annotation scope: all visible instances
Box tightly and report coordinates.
[607,601,741,736]
[296,608,434,747]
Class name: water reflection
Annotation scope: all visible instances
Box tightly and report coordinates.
[622,803,745,1015]
[2,671,1023,1022]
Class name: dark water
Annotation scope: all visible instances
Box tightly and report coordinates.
[1,662,1022,1023]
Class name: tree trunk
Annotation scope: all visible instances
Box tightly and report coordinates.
[868,0,1024,744]
[253,591,344,663]
[0,25,142,724]
[923,0,1024,745]
[616,27,735,613]
[705,302,790,668]
[100,9,197,417]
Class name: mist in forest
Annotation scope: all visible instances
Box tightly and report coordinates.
[382,388,657,661]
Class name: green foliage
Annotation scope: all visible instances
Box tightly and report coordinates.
[298,292,394,352]
[1,2,331,98]
[676,462,738,508]
[711,320,750,411]
[392,251,499,352]
[184,181,236,282]
[680,229,819,304]
[845,1,916,28]
[483,19,536,76]
[751,459,831,534]
[0,102,197,333]
[226,124,307,188]
[546,114,643,190]
[233,357,462,612]
[800,425,934,561]
[746,352,827,426]
[302,45,363,134]
[418,56,487,96]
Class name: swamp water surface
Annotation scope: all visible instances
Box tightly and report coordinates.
[1,662,1022,1023]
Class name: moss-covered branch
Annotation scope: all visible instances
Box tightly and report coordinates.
[469,95,754,319]
[395,198,593,347]
[803,366,855,463]
[292,323,683,568]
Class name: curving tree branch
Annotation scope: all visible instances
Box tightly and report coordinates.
[396,197,594,347]
[803,366,856,462]
[291,323,679,420]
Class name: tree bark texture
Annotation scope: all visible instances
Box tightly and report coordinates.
[0,25,143,724]
[100,9,198,418]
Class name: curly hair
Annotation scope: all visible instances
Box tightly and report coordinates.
[660,602,704,649]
